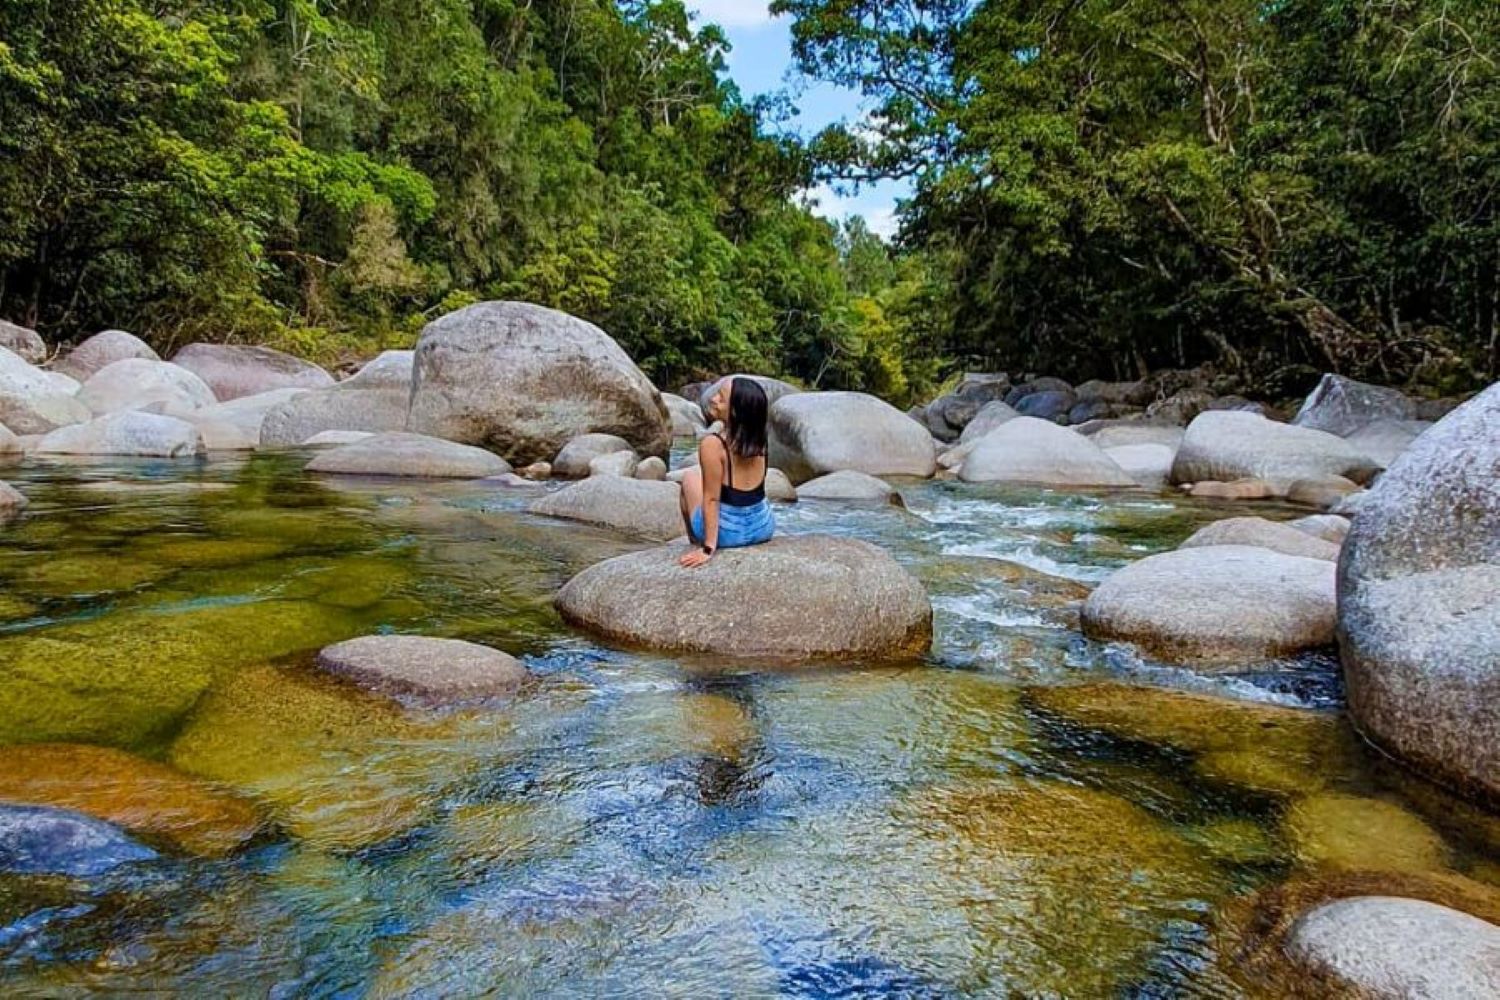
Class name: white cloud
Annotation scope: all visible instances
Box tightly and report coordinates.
[689,2,779,29]
[804,184,901,240]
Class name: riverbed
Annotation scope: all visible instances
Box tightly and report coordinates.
[1,450,1495,996]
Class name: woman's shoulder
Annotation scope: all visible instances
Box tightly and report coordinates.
[697,433,728,458]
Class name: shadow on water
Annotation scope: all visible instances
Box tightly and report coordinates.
[0,453,1494,997]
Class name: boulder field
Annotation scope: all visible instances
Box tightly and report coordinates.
[555,535,932,662]
[1338,383,1500,805]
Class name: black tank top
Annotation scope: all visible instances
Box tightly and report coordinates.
[716,434,767,507]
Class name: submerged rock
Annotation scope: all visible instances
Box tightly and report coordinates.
[529,476,685,542]
[769,391,936,483]
[0,803,156,876]
[1171,411,1376,488]
[172,343,334,401]
[52,329,159,381]
[1283,793,1449,874]
[408,301,670,465]
[1286,896,1500,998]
[35,411,205,458]
[1339,383,1500,805]
[1293,373,1417,437]
[960,417,1135,487]
[76,358,216,415]
[1178,516,1341,561]
[1082,545,1336,665]
[0,743,263,857]
[316,635,527,706]
[306,432,510,478]
[556,536,931,662]
[796,469,901,504]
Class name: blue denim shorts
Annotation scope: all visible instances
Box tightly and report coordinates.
[690,499,775,549]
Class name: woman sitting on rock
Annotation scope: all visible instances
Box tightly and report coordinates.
[678,378,775,568]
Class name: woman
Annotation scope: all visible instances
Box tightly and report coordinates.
[678,378,775,568]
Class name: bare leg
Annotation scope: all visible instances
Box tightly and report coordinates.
[679,467,703,541]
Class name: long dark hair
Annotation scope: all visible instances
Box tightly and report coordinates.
[725,378,768,458]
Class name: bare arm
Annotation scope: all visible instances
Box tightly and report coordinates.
[698,436,725,552]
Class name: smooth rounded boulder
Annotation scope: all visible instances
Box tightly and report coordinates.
[662,392,707,437]
[306,432,510,479]
[697,374,800,420]
[769,391,936,483]
[1171,411,1376,487]
[1105,443,1175,489]
[553,433,634,478]
[77,358,216,416]
[172,343,334,401]
[529,476,684,541]
[1286,897,1500,998]
[958,400,1021,444]
[0,803,156,876]
[35,411,205,458]
[0,346,91,434]
[0,319,45,364]
[556,536,932,662]
[259,352,412,447]
[960,417,1136,487]
[408,301,670,465]
[1083,545,1336,665]
[1346,418,1431,468]
[317,635,527,706]
[1338,383,1500,804]
[797,469,902,504]
[1178,516,1341,561]
[52,329,160,381]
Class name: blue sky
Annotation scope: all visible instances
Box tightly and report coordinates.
[688,1,910,238]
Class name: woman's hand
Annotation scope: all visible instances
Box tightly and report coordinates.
[678,548,713,569]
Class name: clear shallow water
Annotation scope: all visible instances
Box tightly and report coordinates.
[0,453,1497,997]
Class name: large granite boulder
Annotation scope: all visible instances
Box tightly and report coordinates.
[1083,545,1337,665]
[0,319,46,363]
[662,392,707,437]
[958,400,1021,444]
[1294,373,1417,437]
[316,636,527,706]
[960,417,1136,487]
[172,343,334,401]
[797,469,902,504]
[259,351,412,447]
[556,536,932,662]
[769,391,936,483]
[167,387,307,451]
[0,346,90,434]
[1346,418,1432,468]
[408,302,670,465]
[0,803,156,876]
[1104,443,1176,489]
[1286,896,1500,998]
[1171,411,1376,487]
[0,424,19,458]
[697,373,800,420]
[77,358,216,415]
[0,743,262,857]
[1078,421,1184,450]
[553,433,634,479]
[306,432,509,479]
[922,393,980,441]
[35,411,205,458]
[52,329,160,381]
[529,477,684,541]
[1178,516,1341,561]
[1338,383,1500,804]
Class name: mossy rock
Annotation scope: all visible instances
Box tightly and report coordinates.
[1186,817,1282,866]
[204,506,374,553]
[1028,683,1356,796]
[0,743,264,856]
[0,593,38,621]
[0,600,364,749]
[169,664,484,851]
[137,537,291,569]
[1283,792,1450,874]
[10,551,173,598]
[280,555,415,610]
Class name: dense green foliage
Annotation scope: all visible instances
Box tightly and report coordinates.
[0,0,936,398]
[778,0,1500,391]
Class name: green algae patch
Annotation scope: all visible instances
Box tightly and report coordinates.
[169,664,483,851]
[0,743,264,857]
[1027,682,1357,796]
[281,556,416,610]
[0,593,38,621]
[0,600,365,749]
[1283,792,1451,874]
[10,551,174,599]
[1186,816,1282,866]
[138,537,291,569]
[205,506,374,553]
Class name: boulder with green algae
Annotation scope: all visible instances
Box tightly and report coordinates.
[169,664,491,851]
[136,537,290,569]
[1284,792,1450,874]
[9,550,173,598]
[0,600,363,749]
[0,743,263,856]
[0,594,38,620]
